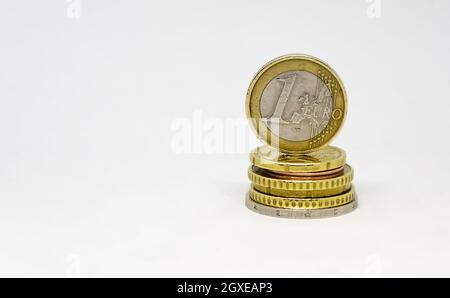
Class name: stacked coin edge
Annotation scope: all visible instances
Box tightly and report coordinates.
[246,146,357,219]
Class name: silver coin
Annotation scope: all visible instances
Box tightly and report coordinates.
[260,70,332,142]
[245,193,357,219]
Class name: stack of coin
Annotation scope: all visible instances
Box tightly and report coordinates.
[244,54,357,219]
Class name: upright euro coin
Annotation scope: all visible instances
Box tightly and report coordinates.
[246,54,347,153]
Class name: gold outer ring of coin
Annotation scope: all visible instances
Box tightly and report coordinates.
[252,182,350,198]
[246,54,347,153]
[248,164,353,198]
[245,193,358,219]
[250,145,346,173]
[249,185,356,210]
[253,166,345,180]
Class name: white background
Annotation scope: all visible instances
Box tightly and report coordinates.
[1,0,450,277]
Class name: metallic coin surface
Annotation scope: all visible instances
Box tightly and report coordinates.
[250,145,346,173]
[249,164,353,189]
[248,165,353,198]
[260,70,332,142]
[249,184,356,210]
[246,54,347,153]
[253,183,350,198]
[253,165,345,180]
[249,164,353,198]
[246,192,357,219]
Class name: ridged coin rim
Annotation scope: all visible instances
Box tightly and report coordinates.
[249,185,356,210]
[248,164,353,192]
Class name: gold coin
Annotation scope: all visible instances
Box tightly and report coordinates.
[250,145,346,173]
[253,183,350,198]
[246,193,357,219]
[253,165,345,180]
[249,185,356,210]
[246,54,347,153]
[248,164,353,198]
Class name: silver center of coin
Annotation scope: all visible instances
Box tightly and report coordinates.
[260,70,332,141]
